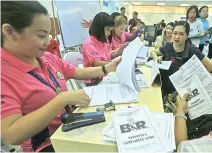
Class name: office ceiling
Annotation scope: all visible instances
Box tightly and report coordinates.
[124,0,211,7]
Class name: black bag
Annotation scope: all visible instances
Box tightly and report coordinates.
[186,114,212,140]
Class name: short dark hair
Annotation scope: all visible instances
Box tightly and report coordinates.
[199,6,208,18]
[1,1,48,45]
[186,5,199,20]
[166,22,175,28]
[160,22,166,28]
[133,12,138,16]
[111,12,121,20]
[89,12,114,43]
[162,19,165,22]
[120,7,125,11]
[173,21,190,36]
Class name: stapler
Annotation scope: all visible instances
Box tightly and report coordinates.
[61,111,106,132]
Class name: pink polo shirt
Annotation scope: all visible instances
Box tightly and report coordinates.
[82,36,112,83]
[112,32,130,50]
[1,48,76,152]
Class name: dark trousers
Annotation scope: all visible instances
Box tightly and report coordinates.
[39,145,55,152]
[199,44,204,52]
[208,43,212,59]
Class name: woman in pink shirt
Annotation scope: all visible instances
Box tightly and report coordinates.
[1,1,120,152]
[82,12,124,86]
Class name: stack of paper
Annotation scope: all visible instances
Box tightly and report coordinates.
[84,84,139,106]
[145,60,172,70]
[103,106,175,153]
[102,74,148,88]
[169,55,212,120]
[83,38,145,106]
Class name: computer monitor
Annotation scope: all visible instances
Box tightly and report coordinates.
[144,25,157,46]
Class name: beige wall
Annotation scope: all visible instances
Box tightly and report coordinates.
[126,5,212,25]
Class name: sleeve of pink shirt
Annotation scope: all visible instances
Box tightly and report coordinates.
[45,52,77,81]
[123,32,131,39]
[82,43,102,66]
[1,80,22,118]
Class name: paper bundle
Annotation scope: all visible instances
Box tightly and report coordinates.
[103,106,175,153]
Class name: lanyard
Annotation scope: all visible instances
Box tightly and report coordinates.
[28,68,62,94]
[28,68,71,112]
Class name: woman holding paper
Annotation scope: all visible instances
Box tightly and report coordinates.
[154,22,175,49]
[150,21,212,97]
[175,95,212,152]
[1,1,121,152]
[82,12,125,86]
[186,5,204,47]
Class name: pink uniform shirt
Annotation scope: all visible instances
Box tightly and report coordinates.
[82,36,112,83]
[112,32,130,50]
[1,48,76,152]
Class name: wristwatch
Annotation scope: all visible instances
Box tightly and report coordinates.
[175,114,187,120]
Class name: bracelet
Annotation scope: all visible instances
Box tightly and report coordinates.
[102,65,108,75]
[175,114,187,120]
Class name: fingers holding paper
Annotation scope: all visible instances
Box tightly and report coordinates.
[176,94,189,113]
[105,56,122,72]
[63,89,90,106]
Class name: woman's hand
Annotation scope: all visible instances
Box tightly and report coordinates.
[105,56,122,72]
[116,42,129,56]
[154,56,162,64]
[176,94,189,114]
[80,19,92,29]
[61,89,91,106]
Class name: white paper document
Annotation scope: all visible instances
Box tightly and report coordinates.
[189,24,200,38]
[112,106,172,153]
[137,46,148,58]
[151,62,162,86]
[116,37,144,92]
[84,84,138,106]
[169,55,212,119]
[103,109,175,150]
[146,60,172,70]
[102,74,148,88]
[177,75,212,120]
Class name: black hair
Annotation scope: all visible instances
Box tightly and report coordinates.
[160,22,166,28]
[199,6,208,18]
[120,7,125,11]
[1,1,48,45]
[186,5,199,20]
[166,22,175,28]
[162,19,165,22]
[133,12,138,16]
[89,12,115,43]
[164,22,175,36]
[173,21,190,36]
[111,12,121,20]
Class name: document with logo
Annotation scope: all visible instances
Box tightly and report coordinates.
[112,106,171,153]
[103,110,175,149]
[116,37,144,92]
[169,55,212,119]
[177,75,212,120]
[84,84,138,106]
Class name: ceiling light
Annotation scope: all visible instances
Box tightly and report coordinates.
[157,3,166,6]
[132,2,142,5]
[207,4,212,7]
[124,2,129,5]
[180,4,190,7]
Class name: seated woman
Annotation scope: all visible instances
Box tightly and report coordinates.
[154,22,175,49]
[1,1,121,152]
[82,12,122,86]
[175,95,212,152]
[150,21,212,97]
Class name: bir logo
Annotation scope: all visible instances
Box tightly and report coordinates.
[120,117,148,134]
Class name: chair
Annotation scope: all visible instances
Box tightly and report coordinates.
[63,52,86,89]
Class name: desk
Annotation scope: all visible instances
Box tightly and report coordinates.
[51,47,163,152]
